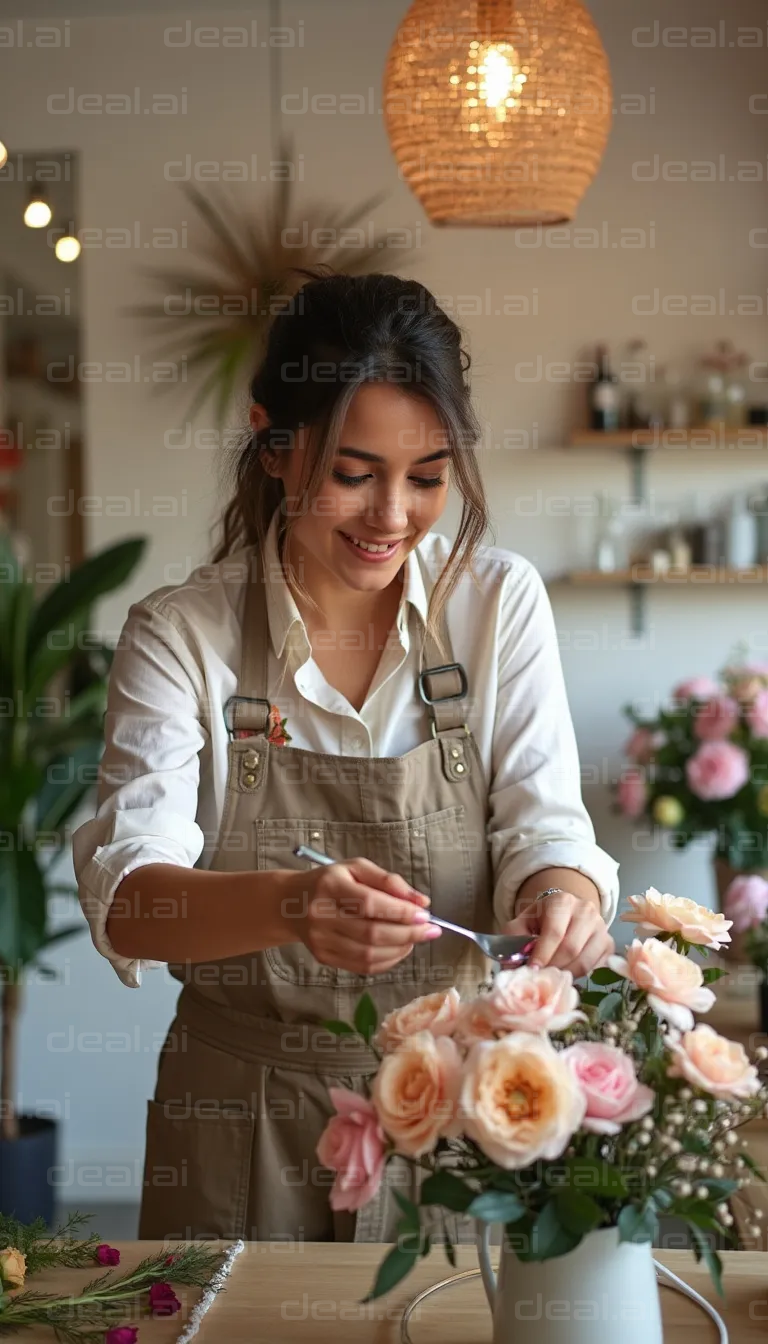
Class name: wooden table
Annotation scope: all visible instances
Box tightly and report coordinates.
[14,1241,768,1341]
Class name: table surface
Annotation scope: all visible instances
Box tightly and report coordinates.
[13,1241,768,1342]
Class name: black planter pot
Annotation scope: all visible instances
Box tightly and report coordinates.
[0,1116,57,1227]
[761,981,768,1035]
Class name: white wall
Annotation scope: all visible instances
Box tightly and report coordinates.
[1,0,767,1199]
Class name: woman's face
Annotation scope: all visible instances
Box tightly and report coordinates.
[261,383,451,597]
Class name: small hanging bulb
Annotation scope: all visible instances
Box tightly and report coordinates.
[24,183,51,228]
[54,221,81,262]
[0,140,7,170]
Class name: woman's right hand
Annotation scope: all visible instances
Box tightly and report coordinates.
[283,858,442,975]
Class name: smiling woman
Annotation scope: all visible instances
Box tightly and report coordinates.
[73,268,619,1247]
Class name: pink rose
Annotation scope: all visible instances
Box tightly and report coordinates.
[459,1033,586,1168]
[372,1032,462,1158]
[724,873,768,933]
[561,1041,655,1135]
[620,887,731,950]
[624,728,664,764]
[747,689,768,738]
[617,771,647,819]
[667,1024,761,1099]
[608,938,715,1030]
[693,695,739,741]
[685,740,750,800]
[672,675,719,703]
[105,1330,138,1344]
[373,988,461,1053]
[316,1087,387,1212]
[454,967,585,1045]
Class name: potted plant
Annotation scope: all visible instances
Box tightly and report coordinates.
[0,530,146,1225]
[614,651,768,941]
[315,890,767,1344]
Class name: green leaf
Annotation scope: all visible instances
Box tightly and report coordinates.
[561,1158,628,1197]
[420,1171,475,1213]
[618,1203,658,1245]
[354,992,378,1044]
[392,1191,420,1231]
[321,1019,355,1036]
[361,1243,419,1302]
[27,538,146,660]
[597,991,623,1021]
[442,1232,456,1267]
[0,845,47,966]
[467,1191,526,1223]
[739,1150,767,1181]
[579,990,605,1006]
[689,1224,724,1297]
[702,967,728,984]
[681,1132,709,1155]
[700,1178,739,1199]
[554,1190,604,1237]
[590,967,622,986]
[531,1200,582,1259]
[649,1188,675,1212]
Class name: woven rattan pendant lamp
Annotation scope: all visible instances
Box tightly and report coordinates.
[383,0,612,226]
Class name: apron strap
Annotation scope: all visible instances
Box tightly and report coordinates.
[223,534,471,741]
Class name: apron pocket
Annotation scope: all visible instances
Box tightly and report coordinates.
[138,1099,254,1241]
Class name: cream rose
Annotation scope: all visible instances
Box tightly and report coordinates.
[667,1024,761,1099]
[459,1033,586,1169]
[608,938,715,1030]
[0,1248,26,1290]
[454,967,585,1046]
[371,1031,462,1157]
[373,987,461,1053]
[620,886,732,950]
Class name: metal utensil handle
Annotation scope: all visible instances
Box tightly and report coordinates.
[293,844,335,866]
[426,913,476,939]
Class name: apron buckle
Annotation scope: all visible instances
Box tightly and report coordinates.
[418,661,468,705]
[223,694,272,740]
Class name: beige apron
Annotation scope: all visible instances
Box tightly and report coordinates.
[138,541,494,1243]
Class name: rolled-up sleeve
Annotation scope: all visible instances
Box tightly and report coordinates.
[72,599,208,988]
[488,561,620,928]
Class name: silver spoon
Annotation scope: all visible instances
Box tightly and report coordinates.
[292,844,537,968]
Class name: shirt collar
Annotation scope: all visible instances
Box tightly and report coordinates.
[261,509,430,659]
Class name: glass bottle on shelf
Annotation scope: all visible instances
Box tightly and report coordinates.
[724,492,758,568]
[593,493,627,572]
[589,344,621,432]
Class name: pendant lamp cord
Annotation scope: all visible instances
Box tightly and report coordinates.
[269,0,283,162]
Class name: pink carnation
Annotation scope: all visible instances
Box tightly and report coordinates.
[724,873,768,932]
[747,689,768,739]
[693,696,739,741]
[617,771,647,819]
[685,741,750,801]
[672,675,719,703]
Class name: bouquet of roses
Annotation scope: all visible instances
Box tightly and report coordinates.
[615,655,768,870]
[317,888,768,1301]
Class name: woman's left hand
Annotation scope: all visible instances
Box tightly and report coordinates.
[502,890,615,980]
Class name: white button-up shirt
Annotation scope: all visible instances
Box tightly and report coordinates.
[72,511,620,988]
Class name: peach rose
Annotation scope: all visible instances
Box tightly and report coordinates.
[372,1031,462,1158]
[0,1248,26,1290]
[316,1087,387,1213]
[459,1033,586,1169]
[454,967,585,1046]
[373,987,461,1054]
[620,886,732,950]
[667,1024,761,1100]
[561,1041,655,1135]
[608,938,715,1030]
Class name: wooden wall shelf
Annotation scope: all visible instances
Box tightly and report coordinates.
[549,564,768,635]
[569,427,768,450]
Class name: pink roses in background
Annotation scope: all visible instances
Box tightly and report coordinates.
[723,873,768,933]
[692,695,739,741]
[617,770,647,819]
[685,740,750,801]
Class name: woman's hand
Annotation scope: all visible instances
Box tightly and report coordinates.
[502,890,615,980]
[284,857,441,975]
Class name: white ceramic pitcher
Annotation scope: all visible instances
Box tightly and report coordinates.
[476,1221,664,1344]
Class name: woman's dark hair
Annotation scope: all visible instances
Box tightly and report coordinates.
[211,267,490,650]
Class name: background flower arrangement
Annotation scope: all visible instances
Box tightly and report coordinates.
[615,653,768,873]
[318,889,768,1302]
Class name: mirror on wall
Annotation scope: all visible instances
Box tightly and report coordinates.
[0,149,84,577]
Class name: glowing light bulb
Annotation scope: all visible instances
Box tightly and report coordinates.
[474,41,527,122]
[24,198,52,228]
[55,233,81,262]
[0,140,7,170]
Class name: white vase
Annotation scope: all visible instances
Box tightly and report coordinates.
[476,1222,663,1344]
